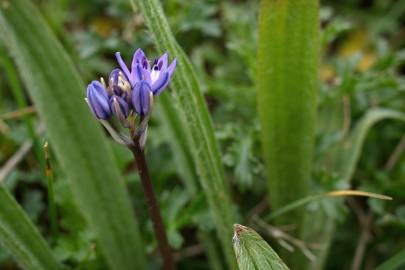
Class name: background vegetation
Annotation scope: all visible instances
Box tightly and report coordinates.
[0,0,404,269]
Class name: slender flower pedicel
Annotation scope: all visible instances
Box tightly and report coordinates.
[85,48,176,270]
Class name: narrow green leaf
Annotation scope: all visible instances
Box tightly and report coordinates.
[0,184,62,270]
[131,0,237,267]
[233,224,289,270]
[303,108,405,270]
[375,249,405,270]
[257,0,320,218]
[339,108,405,183]
[0,1,145,269]
[265,190,391,222]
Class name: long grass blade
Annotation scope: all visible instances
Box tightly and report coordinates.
[0,184,62,270]
[0,1,145,269]
[265,190,392,222]
[131,0,237,267]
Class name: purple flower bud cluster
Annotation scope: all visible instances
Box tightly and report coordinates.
[86,48,176,123]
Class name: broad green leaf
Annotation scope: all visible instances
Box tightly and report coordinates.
[0,1,145,269]
[375,249,405,270]
[0,184,62,270]
[233,224,289,270]
[131,0,237,267]
[257,0,320,220]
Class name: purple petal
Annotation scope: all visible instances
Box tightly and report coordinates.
[156,52,168,70]
[132,81,152,116]
[131,48,150,72]
[87,81,111,119]
[109,68,122,94]
[130,49,151,84]
[89,80,109,99]
[152,59,177,95]
[131,63,151,84]
[109,69,120,85]
[143,67,151,83]
[115,52,131,83]
[133,48,146,65]
[167,59,177,76]
[132,63,143,82]
[151,72,169,95]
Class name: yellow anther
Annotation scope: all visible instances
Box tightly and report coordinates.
[100,77,106,88]
[118,73,131,92]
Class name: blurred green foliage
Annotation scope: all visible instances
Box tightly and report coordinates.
[0,0,404,269]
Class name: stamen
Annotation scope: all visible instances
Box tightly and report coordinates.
[100,77,106,88]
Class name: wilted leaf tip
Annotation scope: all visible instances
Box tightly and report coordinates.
[326,190,393,200]
[234,224,249,235]
[233,224,252,244]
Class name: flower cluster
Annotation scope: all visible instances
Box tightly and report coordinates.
[86,49,176,126]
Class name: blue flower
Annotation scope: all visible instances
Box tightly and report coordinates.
[86,48,176,123]
[115,48,176,116]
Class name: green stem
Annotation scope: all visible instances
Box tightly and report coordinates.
[44,142,58,240]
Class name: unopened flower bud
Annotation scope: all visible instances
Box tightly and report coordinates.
[86,81,111,119]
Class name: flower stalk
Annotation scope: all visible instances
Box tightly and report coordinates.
[129,129,175,270]
[85,48,177,269]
